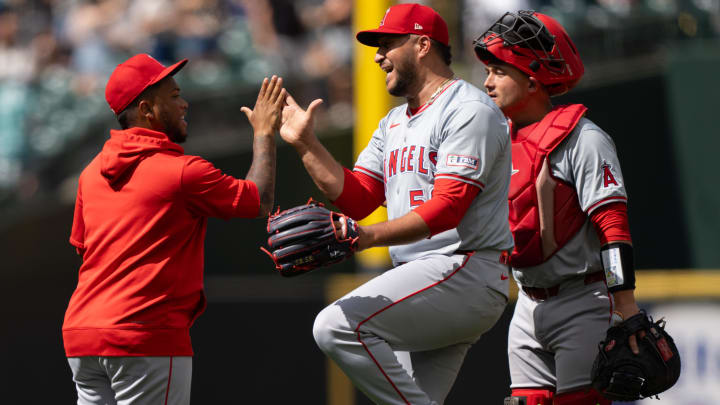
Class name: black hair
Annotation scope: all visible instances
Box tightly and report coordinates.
[475,43,504,67]
[115,82,161,129]
[432,39,452,65]
[117,109,131,130]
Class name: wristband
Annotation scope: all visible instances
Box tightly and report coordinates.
[601,243,636,292]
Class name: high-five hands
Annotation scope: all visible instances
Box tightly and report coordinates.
[241,75,287,135]
[279,94,324,149]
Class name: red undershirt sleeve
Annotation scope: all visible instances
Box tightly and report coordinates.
[413,178,480,236]
[331,167,385,220]
[589,202,632,245]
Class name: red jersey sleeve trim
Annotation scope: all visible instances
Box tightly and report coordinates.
[589,202,632,245]
[354,165,384,183]
[435,173,485,189]
[332,168,385,220]
[413,178,480,236]
[587,196,627,214]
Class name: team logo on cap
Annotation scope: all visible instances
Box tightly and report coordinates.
[414,23,423,30]
[380,8,390,26]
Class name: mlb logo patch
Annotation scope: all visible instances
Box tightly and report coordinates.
[446,154,479,170]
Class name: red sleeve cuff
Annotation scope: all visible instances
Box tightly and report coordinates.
[69,237,84,249]
[332,167,385,220]
[413,178,480,236]
[236,180,260,218]
[69,237,85,256]
[589,202,631,245]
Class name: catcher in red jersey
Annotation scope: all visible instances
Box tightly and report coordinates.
[474,11,647,405]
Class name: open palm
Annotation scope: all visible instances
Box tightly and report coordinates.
[241,76,286,134]
[279,95,323,147]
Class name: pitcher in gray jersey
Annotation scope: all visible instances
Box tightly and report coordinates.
[277,4,512,404]
[355,77,514,264]
[475,10,643,405]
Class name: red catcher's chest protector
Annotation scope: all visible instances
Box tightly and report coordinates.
[508,104,588,268]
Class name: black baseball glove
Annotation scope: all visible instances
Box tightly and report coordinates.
[261,200,359,277]
[591,311,681,401]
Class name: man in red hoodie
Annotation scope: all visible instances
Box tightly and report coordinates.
[62,54,286,405]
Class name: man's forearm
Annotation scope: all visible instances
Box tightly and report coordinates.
[296,137,345,201]
[246,133,276,217]
[358,211,431,251]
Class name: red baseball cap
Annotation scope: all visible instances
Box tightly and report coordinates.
[105,54,188,114]
[356,3,449,47]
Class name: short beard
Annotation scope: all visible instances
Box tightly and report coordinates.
[388,55,417,97]
[169,130,187,144]
[160,110,187,144]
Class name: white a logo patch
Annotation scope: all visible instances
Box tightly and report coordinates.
[414,23,423,30]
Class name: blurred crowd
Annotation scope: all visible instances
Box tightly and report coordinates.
[1,0,718,210]
[0,0,353,207]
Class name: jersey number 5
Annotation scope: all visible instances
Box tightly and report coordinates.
[409,189,425,207]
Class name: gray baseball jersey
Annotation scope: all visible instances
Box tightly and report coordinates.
[509,117,628,393]
[513,117,628,288]
[313,79,513,405]
[354,78,514,264]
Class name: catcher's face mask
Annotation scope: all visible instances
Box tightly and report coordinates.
[474,11,584,96]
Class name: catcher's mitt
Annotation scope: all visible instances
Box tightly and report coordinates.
[591,311,681,401]
[261,200,359,277]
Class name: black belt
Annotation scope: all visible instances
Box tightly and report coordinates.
[522,271,605,301]
[455,250,510,264]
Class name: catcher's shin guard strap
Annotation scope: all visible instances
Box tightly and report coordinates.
[505,388,554,405]
[553,388,610,405]
[600,242,635,292]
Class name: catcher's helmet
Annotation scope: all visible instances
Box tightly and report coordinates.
[474,11,584,96]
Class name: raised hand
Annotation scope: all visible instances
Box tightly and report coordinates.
[241,75,286,135]
[279,94,323,148]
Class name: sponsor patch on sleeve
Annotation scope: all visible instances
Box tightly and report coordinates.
[446,154,479,170]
